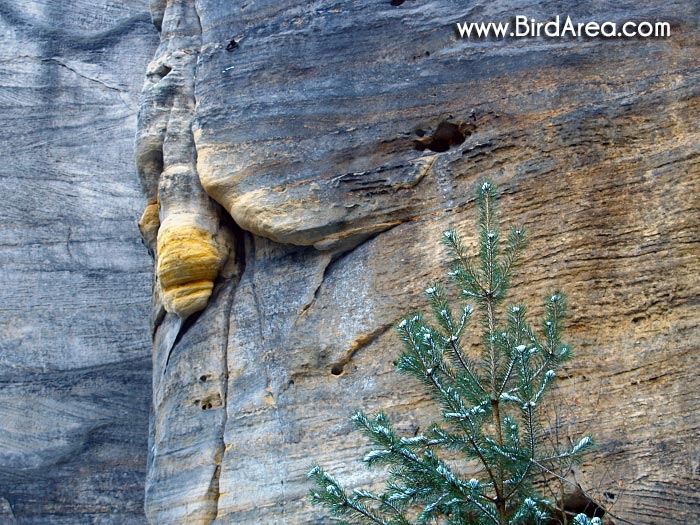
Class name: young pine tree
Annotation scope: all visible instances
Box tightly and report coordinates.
[309,181,599,525]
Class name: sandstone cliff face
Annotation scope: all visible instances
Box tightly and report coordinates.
[3,0,698,524]
[139,1,700,525]
[0,1,157,523]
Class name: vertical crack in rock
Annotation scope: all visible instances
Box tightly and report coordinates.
[138,1,240,524]
[0,497,17,524]
[211,280,236,524]
[190,4,229,519]
[150,0,167,31]
[293,251,334,323]
[244,237,292,454]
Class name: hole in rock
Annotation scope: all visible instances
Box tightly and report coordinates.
[412,50,431,60]
[414,120,474,152]
[150,64,172,80]
[391,0,405,5]
[157,65,172,77]
[550,487,606,524]
[198,393,223,411]
[330,364,344,376]
[200,375,208,382]
[136,147,164,181]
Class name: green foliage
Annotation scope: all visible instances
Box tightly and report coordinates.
[309,181,594,525]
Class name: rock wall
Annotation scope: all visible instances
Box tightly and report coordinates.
[3,0,698,524]
[0,1,157,523]
[139,1,700,525]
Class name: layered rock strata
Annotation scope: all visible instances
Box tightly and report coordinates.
[137,1,700,525]
[0,0,158,523]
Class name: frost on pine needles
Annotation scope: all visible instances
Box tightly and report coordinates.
[309,181,596,525]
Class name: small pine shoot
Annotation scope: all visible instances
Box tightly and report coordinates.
[309,181,595,525]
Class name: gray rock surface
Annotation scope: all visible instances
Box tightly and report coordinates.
[0,1,157,523]
[2,1,699,524]
[139,1,700,525]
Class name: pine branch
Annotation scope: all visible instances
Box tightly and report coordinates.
[308,466,392,525]
[309,180,603,525]
[421,367,501,499]
[492,227,526,296]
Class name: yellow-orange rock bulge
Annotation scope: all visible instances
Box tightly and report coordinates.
[156,219,223,319]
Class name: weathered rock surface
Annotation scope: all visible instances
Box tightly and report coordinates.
[3,0,699,523]
[140,1,700,525]
[136,0,232,320]
[0,0,157,523]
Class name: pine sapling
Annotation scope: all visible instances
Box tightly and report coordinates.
[309,181,598,525]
